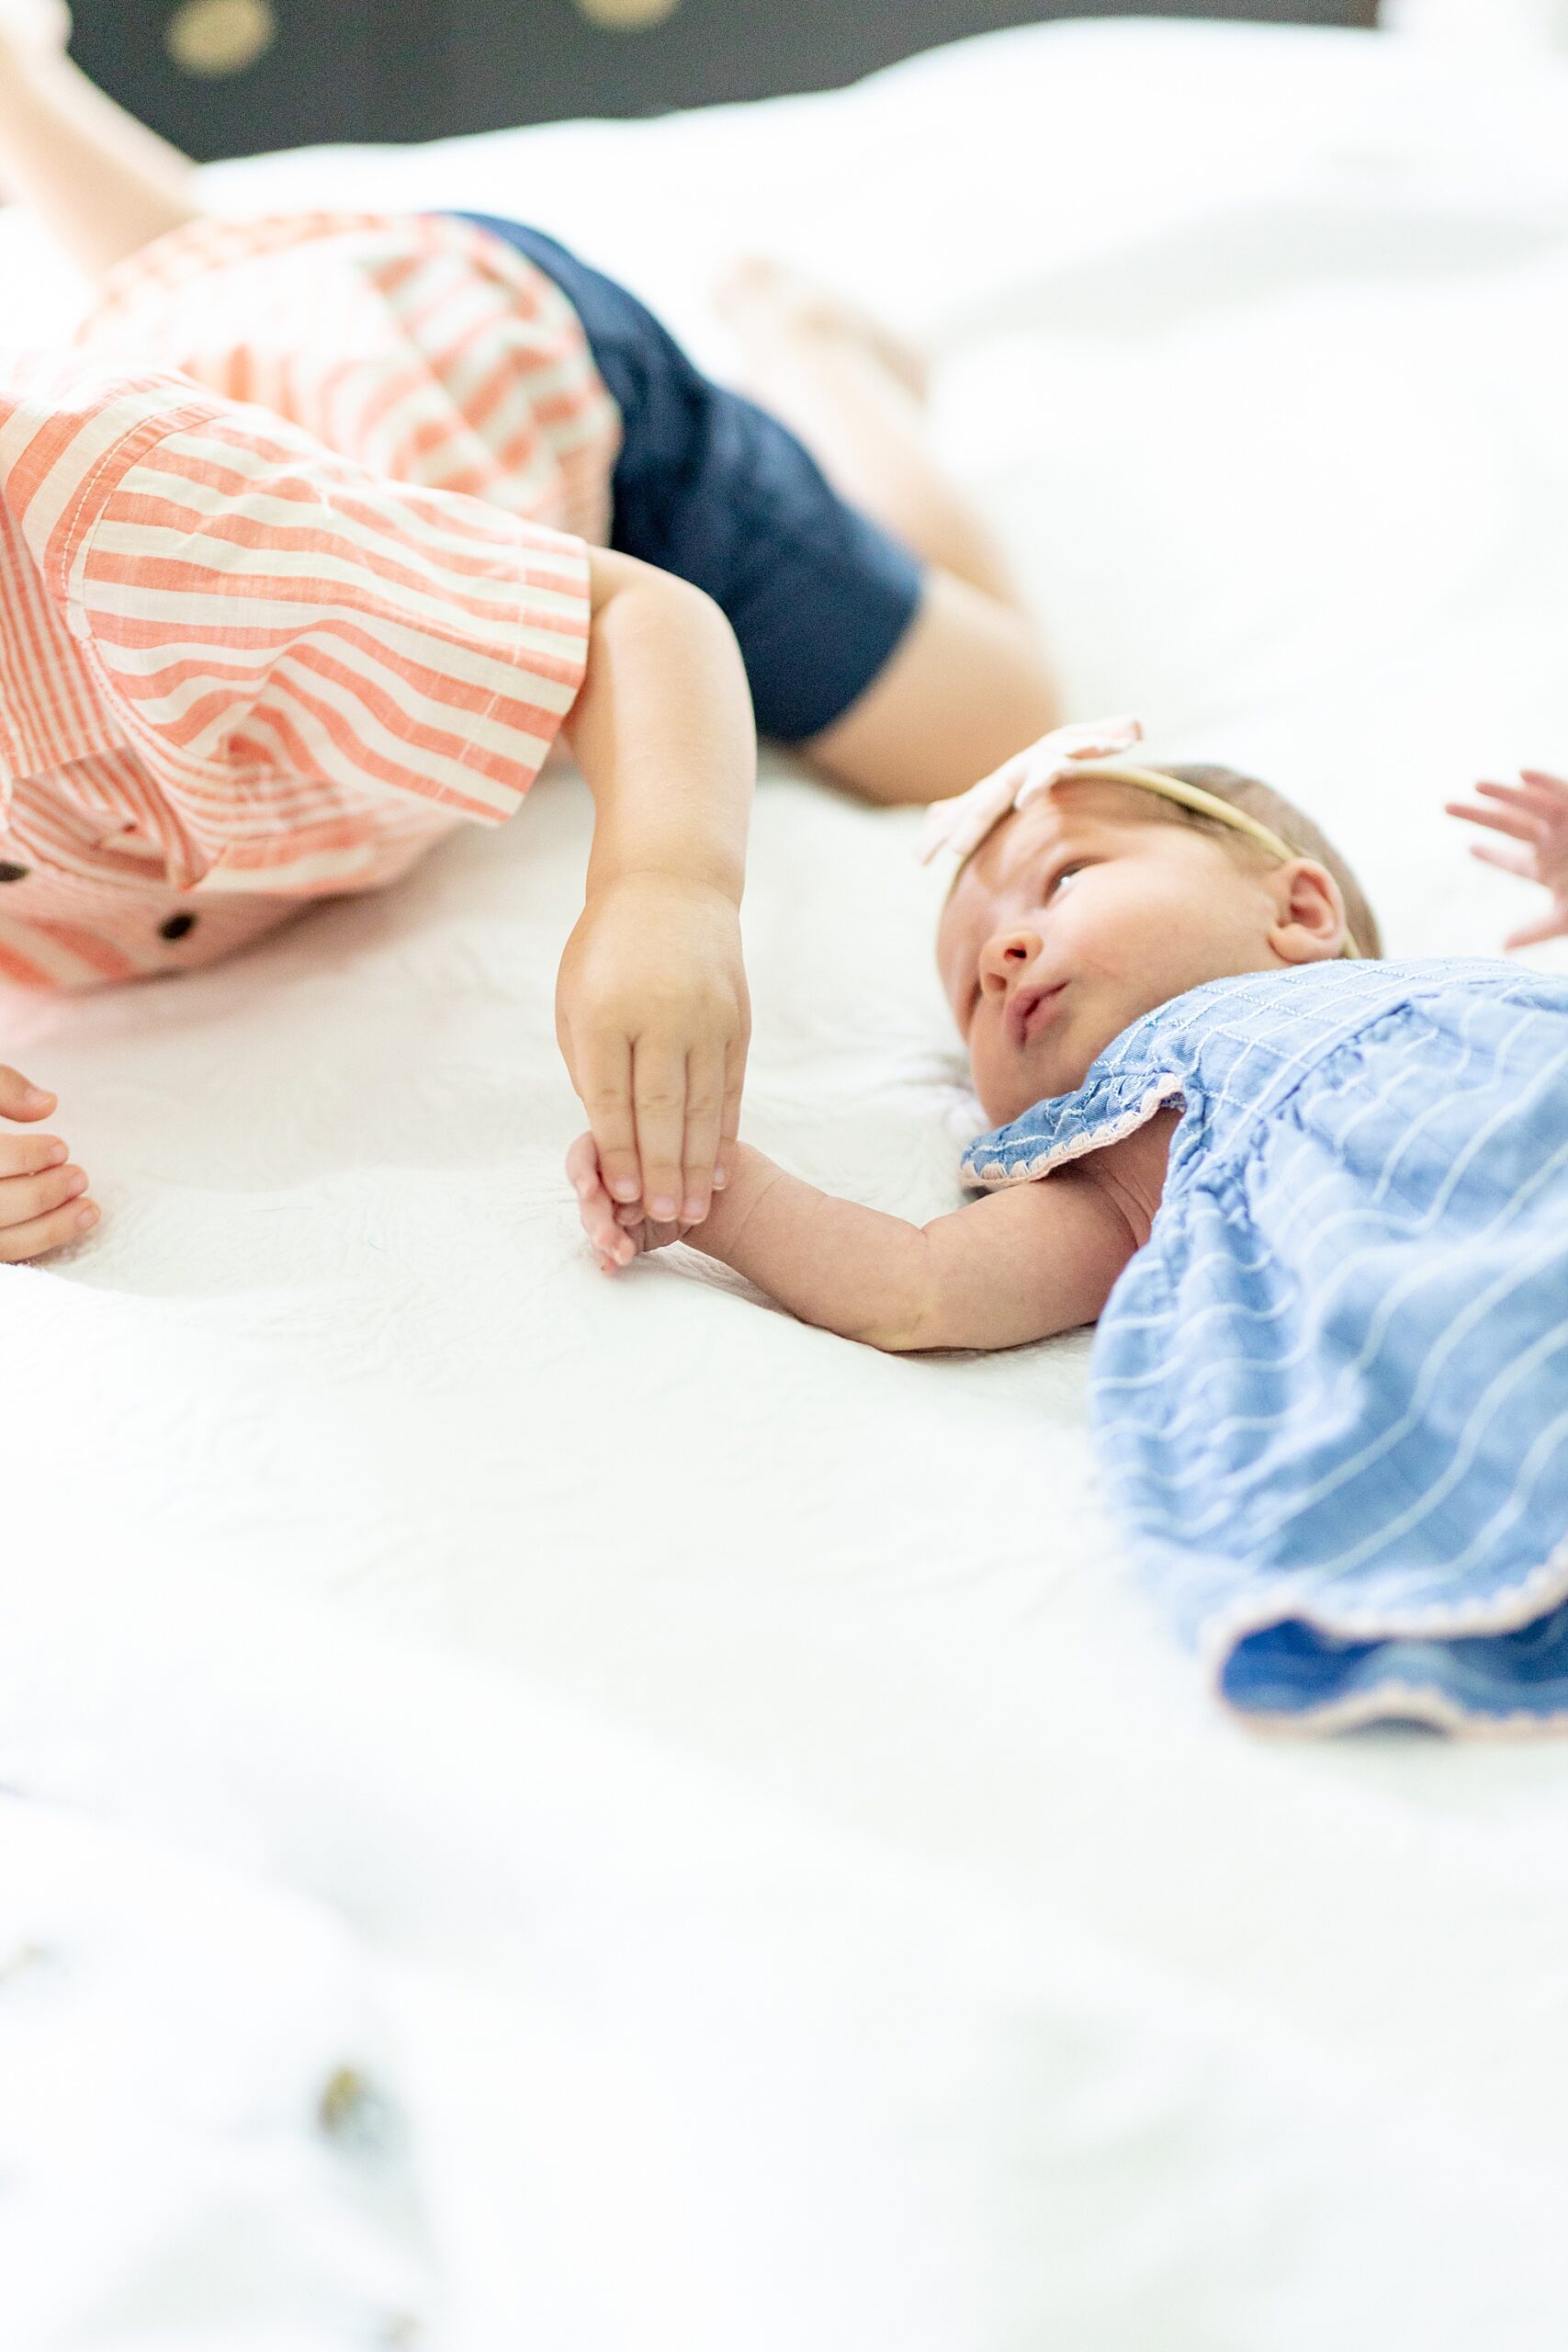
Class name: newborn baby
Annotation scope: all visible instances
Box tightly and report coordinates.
[572,720,1568,1734]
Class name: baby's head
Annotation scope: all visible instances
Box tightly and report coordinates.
[933,749,1380,1125]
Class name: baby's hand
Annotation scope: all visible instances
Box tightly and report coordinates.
[567,1131,690,1274]
[0,1064,97,1261]
[1447,771,1568,950]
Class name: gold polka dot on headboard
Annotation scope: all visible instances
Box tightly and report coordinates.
[165,0,277,79]
[573,0,682,28]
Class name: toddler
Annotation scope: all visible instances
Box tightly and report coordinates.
[576,720,1568,1734]
[0,2,1056,1260]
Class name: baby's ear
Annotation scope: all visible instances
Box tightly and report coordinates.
[1270,859,1346,965]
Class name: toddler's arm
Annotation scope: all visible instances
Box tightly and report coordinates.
[570,1134,1136,1351]
[0,356,755,1228]
[556,549,753,1229]
[1447,770,1568,949]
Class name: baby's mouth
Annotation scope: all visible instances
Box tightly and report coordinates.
[1006,980,1066,1048]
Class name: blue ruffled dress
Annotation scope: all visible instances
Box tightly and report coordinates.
[962,959,1568,1733]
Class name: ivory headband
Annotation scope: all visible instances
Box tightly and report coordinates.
[917,718,1361,959]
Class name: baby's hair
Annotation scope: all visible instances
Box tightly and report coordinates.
[1146,763,1382,960]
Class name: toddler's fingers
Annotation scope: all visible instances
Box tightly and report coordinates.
[679,1047,726,1223]
[575,1035,643,1208]
[1518,770,1568,797]
[0,1065,56,1123]
[0,1160,87,1229]
[0,1195,97,1263]
[1446,797,1541,845]
[0,1129,68,1177]
[630,1040,686,1225]
[715,1035,746,1193]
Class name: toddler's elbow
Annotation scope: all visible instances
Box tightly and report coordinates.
[586,546,729,639]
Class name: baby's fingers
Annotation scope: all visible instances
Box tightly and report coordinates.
[0,1065,56,1124]
[576,1036,643,1209]
[679,1048,725,1225]
[1446,795,1542,845]
[566,1132,636,1269]
[1467,839,1537,879]
[1504,908,1568,951]
[586,1184,637,1267]
[566,1129,604,1203]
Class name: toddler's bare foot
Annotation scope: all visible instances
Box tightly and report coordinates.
[715,254,931,405]
[0,0,71,68]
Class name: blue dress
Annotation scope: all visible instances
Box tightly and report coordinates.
[962,959,1568,1734]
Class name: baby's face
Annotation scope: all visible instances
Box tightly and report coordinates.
[936,778,1325,1125]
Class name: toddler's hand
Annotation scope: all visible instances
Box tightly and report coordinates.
[567,1131,690,1273]
[0,1064,96,1261]
[1448,771,1568,950]
[555,872,749,1228]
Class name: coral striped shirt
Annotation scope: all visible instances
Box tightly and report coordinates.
[0,213,621,988]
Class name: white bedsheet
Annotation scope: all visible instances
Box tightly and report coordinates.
[5,17,1568,2346]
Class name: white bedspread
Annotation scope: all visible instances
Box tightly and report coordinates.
[6,17,1568,2347]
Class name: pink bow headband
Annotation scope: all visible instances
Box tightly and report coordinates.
[918,718,1148,865]
[917,716,1360,956]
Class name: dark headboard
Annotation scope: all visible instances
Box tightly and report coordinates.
[69,1,1379,164]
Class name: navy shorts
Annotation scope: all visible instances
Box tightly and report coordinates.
[450,212,925,743]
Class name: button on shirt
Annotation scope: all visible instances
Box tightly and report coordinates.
[0,212,622,987]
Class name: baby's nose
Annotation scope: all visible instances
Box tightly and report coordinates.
[979,926,1043,991]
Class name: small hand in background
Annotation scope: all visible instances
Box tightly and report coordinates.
[567,1131,691,1276]
[1447,770,1568,951]
[0,1064,97,1261]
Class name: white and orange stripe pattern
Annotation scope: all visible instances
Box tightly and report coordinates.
[0,216,617,988]
[79,212,623,546]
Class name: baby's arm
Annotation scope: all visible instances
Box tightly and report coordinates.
[570,1135,1136,1351]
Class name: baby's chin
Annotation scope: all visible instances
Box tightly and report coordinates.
[974,1042,1099,1127]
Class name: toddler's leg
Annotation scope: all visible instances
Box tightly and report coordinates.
[717,259,1059,804]
[0,3,200,277]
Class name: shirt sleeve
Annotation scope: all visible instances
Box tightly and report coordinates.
[0,357,592,887]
